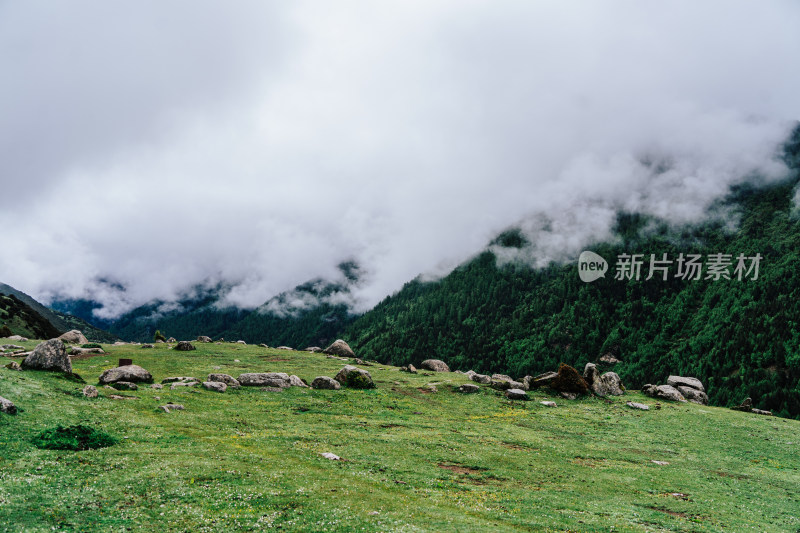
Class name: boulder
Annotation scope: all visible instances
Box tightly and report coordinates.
[642,384,686,402]
[599,354,621,364]
[0,396,17,415]
[592,372,625,397]
[334,365,375,389]
[161,376,198,384]
[420,359,450,372]
[237,372,291,388]
[527,371,559,389]
[406,364,418,374]
[458,383,480,393]
[666,375,705,393]
[58,330,89,345]
[470,373,491,385]
[22,339,72,373]
[197,336,213,343]
[110,381,138,391]
[202,381,227,393]
[82,385,98,398]
[174,341,196,351]
[311,376,341,390]
[583,363,600,388]
[98,364,153,384]
[505,388,529,401]
[677,385,708,405]
[492,374,513,382]
[288,375,309,388]
[4,361,21,371]
[323,339,355,358]
[207,373,241,388]
[548,364,589,395]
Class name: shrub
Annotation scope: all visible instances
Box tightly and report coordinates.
[32,425,116,451]
[0,324,12,337]
[549,363,589,394]
[81,343,102,349]
[153,330,166,343]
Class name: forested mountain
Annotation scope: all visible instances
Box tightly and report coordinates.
[0,293,63,340]
[345,127,800,418]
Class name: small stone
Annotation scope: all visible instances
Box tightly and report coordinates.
[4,361,21,371]
[150,384,163,390]
[82,385,98,398]
[161,376,198,384]
[110,381,138,391]
[207,373,241,388]
[320,452,341,460]
[311,376,341,390]
[505,388,529,401]
[0,396,17,415]
[540,401,557,407]
[458,383,480,393]
[202,381,227,392]
[470,373,491,384]
[170,382,199,390]
[626,401,650,410]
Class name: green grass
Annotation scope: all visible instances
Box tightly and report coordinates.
[1,340,798,532]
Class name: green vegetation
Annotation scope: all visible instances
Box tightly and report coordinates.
[31,425,117,451]
[0,293,62,340]
[154,330,167,343]
[81,343,102,349]
[0,342,798,531]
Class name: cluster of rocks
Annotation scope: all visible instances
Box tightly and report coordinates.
[642,376,708,405]
[730,397,772,416]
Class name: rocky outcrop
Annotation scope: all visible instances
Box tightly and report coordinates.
[207,373,240,388]
[420,359,450,372]
[323,339,355,358]
[202,381,227,392]
[311,376,341,390]
[334,365,375,389]
[642,384,686,402]
[58,330,89,345]
[174,341,196,351]
[505,389,529,401]
[237,372,291,388]
[22,339,72,373]
[98,364,153,384]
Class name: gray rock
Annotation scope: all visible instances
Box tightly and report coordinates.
[0,396,17,414]
[140,344,154,349]
[751,408,773,416]
[731,397,753,411]
[170,382,199,390]
[276,346,293,350]
[540,400,557,407]
[583,363,600,387]
[666,375,705,393]
[642,384,686,402]
[458,383,480,393]
[150,384,163,390]
[82,385,98,398]
[202,381,227,393]
[166,337,177,343]
[323,339,355,358]
[626,401,650,410]
[406,364,417,374]
[58,330,89,345]
[289,375,309,388]
[238,372,291,388]
[7,335,28,341]
[677,385,708,405]
[159,403,185,413]
[490,379,512,391]
[492,373,514,382]
[335,365,375,389]
[528,371,559,388]
[560,392,578,400]
[110,381,138,391]
[98,364,153,384]
[1,344,24,350]
[161,376,199,384]
[22,339,72,373]
[197,336,213,343]
[207,373,241,388]
[599,354,621,364]
[4,361,21,371]
[174,341,196,351]
[320,452,341,460]
[506,388,529,401]
[311,376,341,390]
[305,346,322,352]
[471,373,491,384]
[69,347,105,356]
[592,372,625,397]
[236,340,246,344]
[464,370,477,379]
[420,359,450,372]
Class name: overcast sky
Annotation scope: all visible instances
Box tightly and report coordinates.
[2,1,799,318]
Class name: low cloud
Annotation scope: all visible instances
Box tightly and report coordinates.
[1,1,798,317]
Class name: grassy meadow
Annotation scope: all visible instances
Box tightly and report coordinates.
[1,339,799,532]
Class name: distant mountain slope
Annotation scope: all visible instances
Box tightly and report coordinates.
[0,293,63,339]
[345,128,800,418]
[0,283,118,342]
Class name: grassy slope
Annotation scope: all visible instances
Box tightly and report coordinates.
[1,340,798,532]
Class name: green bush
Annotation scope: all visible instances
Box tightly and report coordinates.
[153,330,166,343]
[31,425,116,451]
[346,372,376,389]
[81,343,102,349]
[0,324,12,337]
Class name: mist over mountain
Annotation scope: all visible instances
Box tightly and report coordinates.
[2,2,799,317]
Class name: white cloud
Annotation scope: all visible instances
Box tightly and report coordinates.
[1,1,798,316]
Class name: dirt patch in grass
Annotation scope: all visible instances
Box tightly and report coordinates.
[259,357,291,362]
[438,463,485,475]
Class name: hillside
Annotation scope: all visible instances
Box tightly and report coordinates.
[1,341,798,531]
[345,129,800,419]
[0,294,62,340]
